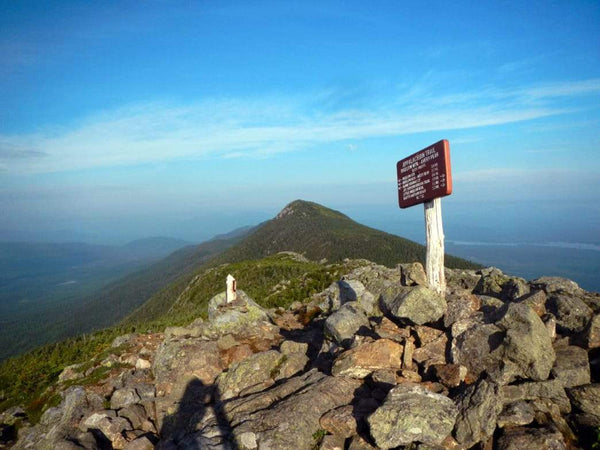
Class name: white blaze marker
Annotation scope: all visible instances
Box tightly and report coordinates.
[226,274,237,303]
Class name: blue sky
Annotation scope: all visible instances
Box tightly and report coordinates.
[1,0,599,244]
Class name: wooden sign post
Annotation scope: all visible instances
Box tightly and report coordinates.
[397,140,452,295]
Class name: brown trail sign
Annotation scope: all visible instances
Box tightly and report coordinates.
[397,140,453,295]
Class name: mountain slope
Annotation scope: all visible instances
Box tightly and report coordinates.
[211,200,477,269]
[125,200,479,325]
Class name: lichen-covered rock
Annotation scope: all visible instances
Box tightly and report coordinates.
[546,293,593,334]
[319,405,357,438]
[444,289,480,327]
[332,339,403,379]
[324,302,370,347]
[384,286,446,325]
[110,388,141,410]
[517,290,547,317]
[497,401,535,428]
[398,262,427,286]
[584,314,600,349]
[453,378,502,448]
[530,276,582,296]
[368,384,457,448]
[495,302,555,382]
[229,371,361,450]
[450,316,504,383]
[207,290,272,336]
[501,380,571,414]
[566,384,600,420]
[474,267,512,298]
[551,345,590,387]
[497,425,566,450]
[216,350,287,400]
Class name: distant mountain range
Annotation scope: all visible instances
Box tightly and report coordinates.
[0,200,478,361]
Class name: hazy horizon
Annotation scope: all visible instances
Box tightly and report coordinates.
[1,1,599,288]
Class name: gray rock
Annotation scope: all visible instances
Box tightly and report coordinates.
[368,384,457,448]
[453,378,502,448]
[497,401,535,428]
[501,379,571,414]
[279,340,308,356]
[445,268,481,291]
[112,334,137,348]
[228,370,361,450]
[584,314,600,349]
[474,267,512,299]
[496,302,555,382]
[384,285,446,325]
[566,384,600,419]
[331,339,403,379]
[451,316,504,383]
[124,436,155,450]
[551,345,590,387]
[546,293,593,334]
[531,276,582,296]
[207,290,272,336]
[398,262,427,286]
[216,350,286,400]
[443,289,480,328]
[110,388,141,410]
[497,426,566,450]
[319,405,357,438]
[319,434,345,450]
[324,302,370,347]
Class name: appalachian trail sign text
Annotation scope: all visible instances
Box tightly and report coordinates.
[396,140,453,295]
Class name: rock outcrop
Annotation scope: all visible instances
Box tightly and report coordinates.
[3,259,599,449]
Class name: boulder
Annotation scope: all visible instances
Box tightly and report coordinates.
[501,380,571,414]
[497,401,535,428]
[453,378,502,448]
[450,316,504,383]
[530,276,582,296]
[384,286,446,325]
[319,434,346,450]
[398,262,427,286]
[473,267,512,299]
[216,350,287,400]
[207,290,273,336]
[332,339,403,379]
[319,405,357,438]
[517,290,546,317]
[443,289,480,328]
[110,388,141,410]
[495,302,555,382]
[546,294,593,334]
[368,384,456,448]
[324,302,370,347]
[413,330,448,369]
[497,426,566,450]
[566,384,600,420]
[551,345,590,387]
[584,314,600,349]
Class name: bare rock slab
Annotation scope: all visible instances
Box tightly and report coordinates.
[368,384,457,448]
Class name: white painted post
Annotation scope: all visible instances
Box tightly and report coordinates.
[226,274,237,303]
[424,198,446,296]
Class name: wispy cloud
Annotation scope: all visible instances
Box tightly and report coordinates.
[1,78,599,174]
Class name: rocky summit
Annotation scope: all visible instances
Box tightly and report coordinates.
[2,257,600,449]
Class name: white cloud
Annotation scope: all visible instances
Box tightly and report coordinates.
[1,78,599,174]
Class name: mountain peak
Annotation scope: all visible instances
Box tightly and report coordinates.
[275,199,348,221]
